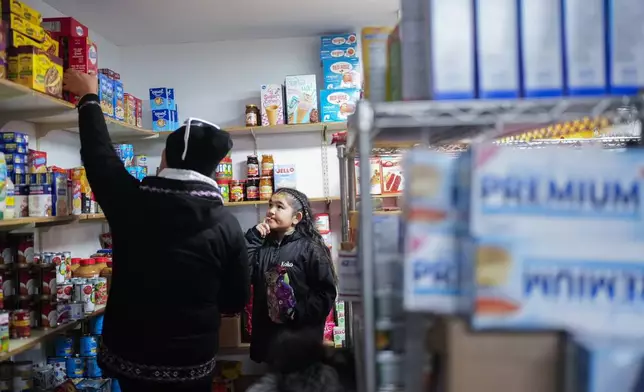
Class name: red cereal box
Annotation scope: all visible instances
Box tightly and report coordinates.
[124,93,136,126]
[28,150,47,174]
[135,97,143,128]
[42,17,88,38]
[61,38,98,104]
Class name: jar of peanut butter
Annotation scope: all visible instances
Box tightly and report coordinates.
[94,257,108,274]
[70,258,81,275]
[73,259,100,279]
[100,260,112,293]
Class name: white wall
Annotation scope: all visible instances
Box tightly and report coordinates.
[121,38,346,239]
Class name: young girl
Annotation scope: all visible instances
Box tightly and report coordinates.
[246,188,337,364]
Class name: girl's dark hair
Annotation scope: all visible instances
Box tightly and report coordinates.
[274,188,337,283]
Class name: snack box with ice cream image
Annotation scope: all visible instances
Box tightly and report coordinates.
[470,145,644,241]
[320,45,358,61]
[320,88,359,122]
[321,33,358,49]
[285,75,318,124]
[471,238,644,338]
[260,84,285,126]
[322,57,362,90]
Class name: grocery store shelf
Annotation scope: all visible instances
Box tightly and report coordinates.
[349,96,642,146]
[218,343,250,356]
[0,78,156,141]
[224,194,401,208]
[155,122,347,139]
[0,216,78,231]
[79,213,106,222]
[0,305,105,361]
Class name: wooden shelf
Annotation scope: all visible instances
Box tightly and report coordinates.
[223,194,401,208]
[218,343,250,356]
[155,122,347,139]
[0,78,156,141]
[0,216,78,231]
[79,213,106,222]
[0,305,105,361]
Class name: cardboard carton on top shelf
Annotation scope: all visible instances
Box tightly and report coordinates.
[219,315,242,348]
[0,0,41,25]
[42,17,88,38]
[2,12,45,42]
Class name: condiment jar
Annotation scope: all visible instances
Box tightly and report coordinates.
[69,258,81,275]
[73,259,100,279]
[245,105,259,127]
[246,155,259,178]
[94,257,108,274]
[100,260,112,293]
[261,154,274,176]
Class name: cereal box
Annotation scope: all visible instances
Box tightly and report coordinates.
[320,46,358,61]
[260,84,285,126]
[284,75,318,124]
[321,33,358,49]
[113,79,124,121]
[61,37,98,104]
[320,88,359,122]
[98,73,113,117]
[124,93,136,126]
[381,155,403,194]
[28,149,46,173]
[42,17,87,38]
[149,87,174,110]
[362,26,394,102]
[135,97,143,128]
[152,110,172,132]
[322,57,362,90]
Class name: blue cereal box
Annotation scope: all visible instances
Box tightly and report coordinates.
[321,33,358,49]
[322,57,362,90]
[320,46,358,61]
[606,0,644,95]
[149,87,174,110]
[170,109,177,130]
[113,80,125,121]
[320,89,360,122]
[151,110,172,132]
[98,74,114,118]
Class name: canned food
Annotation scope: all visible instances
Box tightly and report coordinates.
[65,357,84,378]
[84,356,102,377]
[80,335,98,357]
[0,312,8,353]
[41,267,56,296]
[57,281,73,302]
[11,309,30,338]
[54,336,74,357]
[69,302,83,321]
[93,277,107,305]
[32,253,42,265]
[74,282,94,314]
[17,267,37,296]
[63,251,72,279]
[90,314,104,335]
[40,296,57,328]
[42,252,53,265]
[53,253,66,284]
[47,357,66,385]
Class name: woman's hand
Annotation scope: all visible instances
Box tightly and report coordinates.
[254,220,270,237]
[63,69,98,98]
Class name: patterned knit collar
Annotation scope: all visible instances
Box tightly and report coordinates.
[140,168,223,202]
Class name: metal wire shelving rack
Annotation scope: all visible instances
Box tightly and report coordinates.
[333,95,644,392]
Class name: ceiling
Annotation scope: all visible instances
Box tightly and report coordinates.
[43,0,399,46]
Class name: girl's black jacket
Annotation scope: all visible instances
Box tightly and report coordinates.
[245,228,337,363]
[76,94,249,384]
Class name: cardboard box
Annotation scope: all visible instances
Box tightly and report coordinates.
[219,316,242,348]
[284,75,317,124]
[428,318,563,392]
[42,16,88,38]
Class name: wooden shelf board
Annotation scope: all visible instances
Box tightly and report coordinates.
[218,343,250,356]
[223,194,401,208]
[0,78,156,141]
[79,213,106,222]
[0,305,105,361]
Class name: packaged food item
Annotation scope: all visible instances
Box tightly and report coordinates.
[149,87,174,110]
[245,104,259,126]
[11,308,30,338]
[41,266,55,295]
[315,213,331,234]
[246,155,259,178]
[322,57,362,90]
[135,97,143,127]
[260,84,285,126]
[320,88,360,122]
[230,180,244,203]
[152,109,171,132]
[28,183,52,217]
[73,259,100,279]
[80,335,98,357]
[8,46,63,97]
[2,13,45,42]
[220,183,229,202]
[54,336,73,357]
[261,154,274,176]
[246,178,259,201]
[285,75,318,124]
[40,295,57,328]
[124,93,137,125]
[361,27,393,102]
[320,46,357,61]
[114,79,125,121]
[42,17,88,38]
[0,311,8,353]
[100,260,112,293]
[215,152,233,183]
[273,164,296,190]
[321,33,358,49]
[28,149,46,173]
[98,73,114,117]
[64,357,84,378]
[1,132,27,144]
[259,176,273,201]
[1,0,42,25]
[381,156,403,194]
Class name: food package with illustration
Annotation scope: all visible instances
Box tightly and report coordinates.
[284,75,318,124]
[260,84,285,126]
[322,57,362,90]
[7,46,63,98]
[320,32,358,61]
[320,88,359,122]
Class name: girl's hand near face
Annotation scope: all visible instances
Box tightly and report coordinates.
[255,219,271,237]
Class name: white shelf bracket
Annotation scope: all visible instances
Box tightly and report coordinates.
[249,128,258,155]
[34,122,76,139]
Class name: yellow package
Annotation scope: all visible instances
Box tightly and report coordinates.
[4,13,46,42]
[386,25,401,102]
[12,46,63,97]
[361,26,394,102]
[2,0,41,25]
